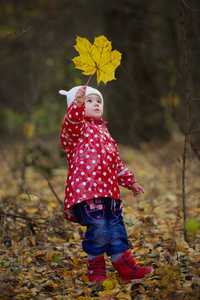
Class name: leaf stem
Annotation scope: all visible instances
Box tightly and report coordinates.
[86,74,93,86]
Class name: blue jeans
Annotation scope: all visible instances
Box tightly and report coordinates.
[72,197,129,256]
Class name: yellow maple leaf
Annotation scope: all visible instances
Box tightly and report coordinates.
[102,278,114,290]
[72,35,122,85]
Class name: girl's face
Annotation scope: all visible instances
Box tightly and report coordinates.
[84,94,103,120]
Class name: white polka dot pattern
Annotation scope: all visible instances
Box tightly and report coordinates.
[60,99,135,222]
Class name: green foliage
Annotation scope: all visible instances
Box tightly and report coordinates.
[30,100,63,135]
[2,100,64,139]
[4,108,26,131]
[3,108,27,138]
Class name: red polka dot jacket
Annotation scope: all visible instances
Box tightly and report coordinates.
[60,100,136,222]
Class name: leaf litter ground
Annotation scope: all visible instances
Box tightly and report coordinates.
[0,132,200,300]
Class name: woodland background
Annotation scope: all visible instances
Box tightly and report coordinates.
[0,0,200,146]
[0,0,200,299]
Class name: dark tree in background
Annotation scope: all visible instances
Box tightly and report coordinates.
[0,0,200,150]
[103,0,188,145]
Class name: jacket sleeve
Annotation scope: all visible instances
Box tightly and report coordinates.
[116,151,136,189]
[60,100,85,153]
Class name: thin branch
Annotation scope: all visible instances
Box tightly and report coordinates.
[32,157,63,207]
[0,31,11,39]
[0,209,45,222]
[190,128,200,134]
[15,27,32,36]
[189,97,200,101]
[177,0,190,242]
[181,0,200,12]
[0,27,32,39]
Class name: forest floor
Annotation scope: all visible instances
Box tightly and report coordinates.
[0,132,200,300]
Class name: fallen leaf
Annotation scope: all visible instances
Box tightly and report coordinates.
[99,290,115,299]
[102,278,114,290]
[81,274,89,282]
[116,291,132,300]
[42,280,58,289]
[148,251,159,257]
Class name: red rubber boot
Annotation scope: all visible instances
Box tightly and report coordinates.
[87,256,106,282]
[112,250,153,282]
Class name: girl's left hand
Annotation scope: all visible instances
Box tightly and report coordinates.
[130,182,145,197]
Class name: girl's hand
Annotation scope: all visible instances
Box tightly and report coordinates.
[130,182,145,197]
[75,86,86,106]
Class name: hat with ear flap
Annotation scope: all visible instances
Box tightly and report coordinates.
[59,85,103,107]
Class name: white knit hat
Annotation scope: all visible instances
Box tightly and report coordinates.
[59,86,103,107]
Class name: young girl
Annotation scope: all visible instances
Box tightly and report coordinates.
[60,86,153,282]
